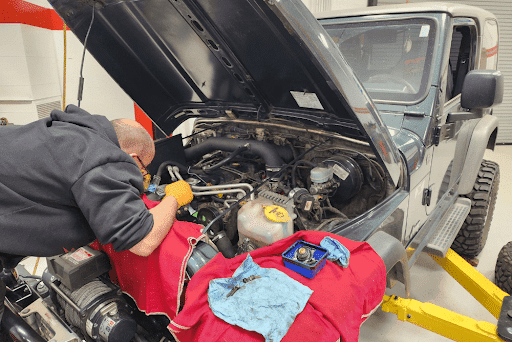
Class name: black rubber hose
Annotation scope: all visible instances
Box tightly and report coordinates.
[291,160,317,188]
[203,144,249,172]
[147,160,191,201]
[155,161,189,180]
[213,232,236,259]
[184,137,286,169]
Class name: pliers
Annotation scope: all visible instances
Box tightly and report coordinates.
[226,275,261,297]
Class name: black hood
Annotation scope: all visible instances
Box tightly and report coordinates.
[49,0,366,134]
[49,0,403,184]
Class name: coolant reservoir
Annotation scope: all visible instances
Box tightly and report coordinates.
[237,197,295,248]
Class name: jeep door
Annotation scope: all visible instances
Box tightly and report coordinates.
[426,18,479,214]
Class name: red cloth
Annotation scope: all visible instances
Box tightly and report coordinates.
[170,231,386,342]
[90,194,204,319]
[92,195,386,342]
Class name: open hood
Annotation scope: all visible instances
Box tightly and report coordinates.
[49,0,402,184]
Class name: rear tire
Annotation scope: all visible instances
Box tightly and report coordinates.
[496,242,512,294]
[451,160,499,257]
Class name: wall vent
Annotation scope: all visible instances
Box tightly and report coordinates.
[36,101,61,120]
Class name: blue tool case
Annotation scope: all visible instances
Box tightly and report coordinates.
[282,240,329,279]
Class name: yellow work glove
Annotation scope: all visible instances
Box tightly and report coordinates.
[164,180,193,207]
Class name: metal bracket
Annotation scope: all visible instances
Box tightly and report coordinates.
[433,126,442,146]
[422,188,432,206]
[18,298,80,342]
[497,296,512,342]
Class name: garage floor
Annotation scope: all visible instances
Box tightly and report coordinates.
[18,146,512,341]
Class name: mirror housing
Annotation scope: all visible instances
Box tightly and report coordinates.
[461,70,504,109]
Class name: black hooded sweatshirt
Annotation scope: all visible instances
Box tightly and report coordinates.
[0,105,153,256]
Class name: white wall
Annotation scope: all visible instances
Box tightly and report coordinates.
[0,0,136,125]
[52,30,136,120]
[302,0,368,13]
[0,24,61,125]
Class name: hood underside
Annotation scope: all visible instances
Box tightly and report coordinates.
[49,0,403,185]
[49,0,366,134]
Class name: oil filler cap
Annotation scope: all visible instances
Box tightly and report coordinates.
[264,205,290,223]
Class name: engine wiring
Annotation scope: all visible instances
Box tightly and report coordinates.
[201,138,331,238]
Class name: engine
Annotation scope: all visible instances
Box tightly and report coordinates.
[152,119,390,261]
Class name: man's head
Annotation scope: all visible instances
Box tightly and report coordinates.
[111,119,155,175]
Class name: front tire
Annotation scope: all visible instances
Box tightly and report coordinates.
[451,160,500,257]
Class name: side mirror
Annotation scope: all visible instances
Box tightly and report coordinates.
[448,70,504,123]
[461,69,504,109]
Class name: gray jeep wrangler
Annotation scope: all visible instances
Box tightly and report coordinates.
[48,0,502,292]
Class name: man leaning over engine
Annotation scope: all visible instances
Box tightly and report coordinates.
[0,104,192,258]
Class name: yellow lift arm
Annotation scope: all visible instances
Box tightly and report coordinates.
[381,249,510,342]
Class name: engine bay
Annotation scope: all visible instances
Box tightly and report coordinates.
[153,119,393,259]
[1,119,394,342]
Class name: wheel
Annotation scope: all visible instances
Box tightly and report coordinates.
[451,160,500,257]
[496,242,512,294]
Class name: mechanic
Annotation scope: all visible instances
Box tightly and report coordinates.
[0,104,192,258]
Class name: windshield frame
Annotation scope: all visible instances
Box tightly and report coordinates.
[320,16,439,105]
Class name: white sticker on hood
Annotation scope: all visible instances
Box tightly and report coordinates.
[290,91,324,110]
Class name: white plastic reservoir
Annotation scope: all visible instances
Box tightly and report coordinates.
[237,197,295,248]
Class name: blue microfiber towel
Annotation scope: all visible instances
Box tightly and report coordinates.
[320,236,350,267]
[208,255,313,342]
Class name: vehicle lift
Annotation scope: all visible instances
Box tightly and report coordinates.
[381,248,512,342]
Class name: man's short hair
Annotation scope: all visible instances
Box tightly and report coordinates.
[111,119,154,159]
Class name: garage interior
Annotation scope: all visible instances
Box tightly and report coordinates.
[2,0,512,341]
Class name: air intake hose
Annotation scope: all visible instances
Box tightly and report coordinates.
[184,137,289,173]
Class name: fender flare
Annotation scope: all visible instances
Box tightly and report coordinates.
[367,231,411,298]
[458,115,499,195]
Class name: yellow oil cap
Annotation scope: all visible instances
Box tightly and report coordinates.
[264,205,291,223]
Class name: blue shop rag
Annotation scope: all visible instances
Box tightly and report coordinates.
[320,236,350,267]
[208,255,313,342]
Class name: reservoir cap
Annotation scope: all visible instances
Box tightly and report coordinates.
[264,205,291,223]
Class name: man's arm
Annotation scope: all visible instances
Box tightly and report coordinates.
[129,195,178,257]
[129,180,194,257]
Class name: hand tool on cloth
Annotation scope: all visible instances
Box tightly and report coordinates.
[208,255,313,342]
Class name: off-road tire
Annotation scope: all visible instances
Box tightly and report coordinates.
[496,242,512,294]
[451,160,499,257]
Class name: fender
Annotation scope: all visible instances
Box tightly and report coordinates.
[458,115,499,195]
[367,231,411,298]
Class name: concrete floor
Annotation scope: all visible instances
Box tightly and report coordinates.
[18,145,512,341]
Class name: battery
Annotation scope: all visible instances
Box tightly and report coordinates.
[282,240,328,279]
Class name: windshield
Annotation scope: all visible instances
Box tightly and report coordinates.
[323,18,437,103]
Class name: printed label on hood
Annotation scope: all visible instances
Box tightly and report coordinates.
[290,91,324,110]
